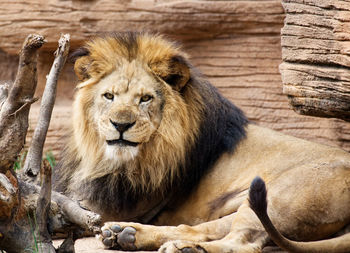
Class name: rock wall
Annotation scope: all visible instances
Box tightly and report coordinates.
[280,0,350,121]
[0,0,284,54]
[0,0,349,160]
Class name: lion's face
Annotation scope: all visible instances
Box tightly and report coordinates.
[69,33,202,187]
[92,60,165,162]
[57,33,248,219]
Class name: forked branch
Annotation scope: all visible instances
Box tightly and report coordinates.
[0,34,45,252]
[0,34,45,172]
[0,34,101,253]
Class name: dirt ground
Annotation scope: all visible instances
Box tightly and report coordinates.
[54,237,286,253]
[54,237,154,253]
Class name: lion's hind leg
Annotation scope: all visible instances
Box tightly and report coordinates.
[159,239,265,253]
[249,176,350,253]
[99,214,235,251]
[158,203,268,253]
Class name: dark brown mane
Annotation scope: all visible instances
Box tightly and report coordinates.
[54,32,248,219]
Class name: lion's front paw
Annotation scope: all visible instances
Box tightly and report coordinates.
[100,223,137,250]
[159,240,207,253]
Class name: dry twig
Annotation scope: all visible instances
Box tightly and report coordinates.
[23,34,70,177]
[35,160,56,252]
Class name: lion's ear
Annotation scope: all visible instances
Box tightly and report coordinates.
[70,48,92,81]
[163,56,190,91]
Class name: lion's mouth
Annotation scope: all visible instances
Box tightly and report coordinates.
[106,139,139,147]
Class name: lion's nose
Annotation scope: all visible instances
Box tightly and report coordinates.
[110,120,136,133]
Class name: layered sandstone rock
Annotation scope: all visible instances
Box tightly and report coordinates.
[280,0,350,121]
[0,0,349,162]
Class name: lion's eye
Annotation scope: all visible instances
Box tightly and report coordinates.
[103,93,114,101]
[140,95,153,103]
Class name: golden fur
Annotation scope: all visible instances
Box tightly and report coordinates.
[249,177,350,252]
[54,33,350,253]
[67,34,203,193]
[55,33,221,219]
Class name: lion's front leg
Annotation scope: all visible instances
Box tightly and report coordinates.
[99,213,235,251]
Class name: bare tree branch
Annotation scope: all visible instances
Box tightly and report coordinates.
[20,180,102,233]
[23,34,70,177]
[0,82,10,111]
[36,160,56,252]
[0,34,101,253]
[56,231,77,253]
[0,34,45,252]
[0,34,45,172]
[52,191,102,233]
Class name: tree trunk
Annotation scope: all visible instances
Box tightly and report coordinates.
[0,34,101,253]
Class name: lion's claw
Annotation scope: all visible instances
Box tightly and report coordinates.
[101,224,137,250]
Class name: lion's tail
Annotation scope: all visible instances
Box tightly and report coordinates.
[248,176,350,253]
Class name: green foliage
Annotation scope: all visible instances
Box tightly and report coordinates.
[25,212,39,253]
[13,150,27,171]
[44,151,56,171]
[11,151,57,252]
[13,150,56,171]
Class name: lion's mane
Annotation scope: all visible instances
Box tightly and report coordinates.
[54,32,247,217]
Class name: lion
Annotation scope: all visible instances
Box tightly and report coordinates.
[249,177,350,252]
[54,32,350,253]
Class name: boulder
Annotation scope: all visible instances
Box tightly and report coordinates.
[280,0,350,121]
